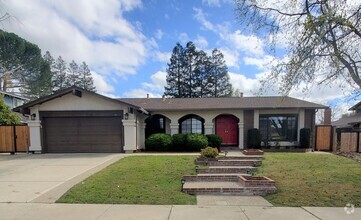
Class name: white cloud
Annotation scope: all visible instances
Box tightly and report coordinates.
[91,71,115,94]
[194,35,209,49]
[219,47,240,68]
[124,71,166,98]
[154,29,164,40]
[226,30,264,56]
[142,71,167,92]
[243,55,277,70]
[179,32,190,44]
[202,0,233,7]
[123,89,162,98]
[154,51,171,63]
[228,72,261,96]
[202,0,221,7]
[193,7,216,32]
[1,0,147,92]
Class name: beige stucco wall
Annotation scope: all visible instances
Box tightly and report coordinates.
[141,109,245,149]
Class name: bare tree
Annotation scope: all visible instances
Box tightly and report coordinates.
[236,0,361,96]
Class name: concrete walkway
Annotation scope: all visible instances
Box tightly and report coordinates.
[0,203,360,220]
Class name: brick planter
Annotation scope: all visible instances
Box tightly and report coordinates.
[238,175,275,187]
[242,149,264,155]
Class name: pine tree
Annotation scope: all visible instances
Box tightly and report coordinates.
[78,62,96,92]
[209,49,232,97]
[66,60,80,87]
[183,42,198,98]
[52,56,67,91]
[164,43,186,97]
[164,42,233,98]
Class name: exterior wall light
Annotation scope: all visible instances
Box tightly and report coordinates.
[124,113,129,120]
[31,113,36,120]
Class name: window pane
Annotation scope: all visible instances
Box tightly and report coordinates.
[259,115,297,142]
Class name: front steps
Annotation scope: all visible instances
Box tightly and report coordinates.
[182,151,277,196]
[197,166,256,174]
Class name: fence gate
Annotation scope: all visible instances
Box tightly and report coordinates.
[0,125,30,153]
[315,125,333,151]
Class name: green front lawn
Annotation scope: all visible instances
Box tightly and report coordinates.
[57,156,197,204]
[257,153,361,207]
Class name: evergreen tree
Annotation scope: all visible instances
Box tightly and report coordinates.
[67,60,80,87]
[78,62,96,92]
[183,42,198,98]
[52,56,67,91]
[164,42,233,98]
[43,51,54,66]
[209,49,232,97]
[164,43,186,97]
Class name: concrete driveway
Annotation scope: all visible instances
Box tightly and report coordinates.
[0,153,125,203]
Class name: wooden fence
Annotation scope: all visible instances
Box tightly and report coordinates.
[315,125,333,151]
[0,125,30,153]
[336,129,360,153]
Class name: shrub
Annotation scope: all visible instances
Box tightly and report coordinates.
[247,128,261,149]
[171,133,187,151]
[145,133,172,151]
[200,147,218,158]
[300,128,311,148]
[186,134,208,151]
[206,134,222,150]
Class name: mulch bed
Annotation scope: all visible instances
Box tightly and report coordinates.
[334,151,361,163]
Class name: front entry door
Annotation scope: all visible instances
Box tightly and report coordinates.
[216,115,238,145]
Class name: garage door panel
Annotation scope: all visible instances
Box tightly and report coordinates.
[43,114,123,153]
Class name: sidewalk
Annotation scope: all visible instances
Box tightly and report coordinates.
[0,203,360,220]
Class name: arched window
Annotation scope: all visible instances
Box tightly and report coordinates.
[179,115,204,134]
[145,115,166,138]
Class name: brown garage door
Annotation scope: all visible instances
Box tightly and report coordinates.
[41,111,123,153]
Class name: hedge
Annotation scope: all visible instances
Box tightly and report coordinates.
[247,128,261,149]
[145,133,172,151]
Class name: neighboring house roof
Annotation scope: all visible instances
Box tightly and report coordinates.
[13,86,148,114]
[332,114,361,128]
[0,91,28,101]
[118,96,328,111]
[349,101,361,111]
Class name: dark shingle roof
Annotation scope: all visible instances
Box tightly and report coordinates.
[332,114,361,127]
[118,96,327,111]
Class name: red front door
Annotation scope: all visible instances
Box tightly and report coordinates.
[216,115,238,145]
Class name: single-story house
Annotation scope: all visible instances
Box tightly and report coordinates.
[332,101,361,129]
[14,86,328,153]
[1,91,28,109]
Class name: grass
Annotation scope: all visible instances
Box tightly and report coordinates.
[257,153,361,207]
[57,155,197,205]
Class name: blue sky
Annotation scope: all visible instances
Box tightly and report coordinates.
[0,0,357,118]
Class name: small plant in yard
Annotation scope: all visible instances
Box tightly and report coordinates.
[200,147,218,158]
[145,133,172,151]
